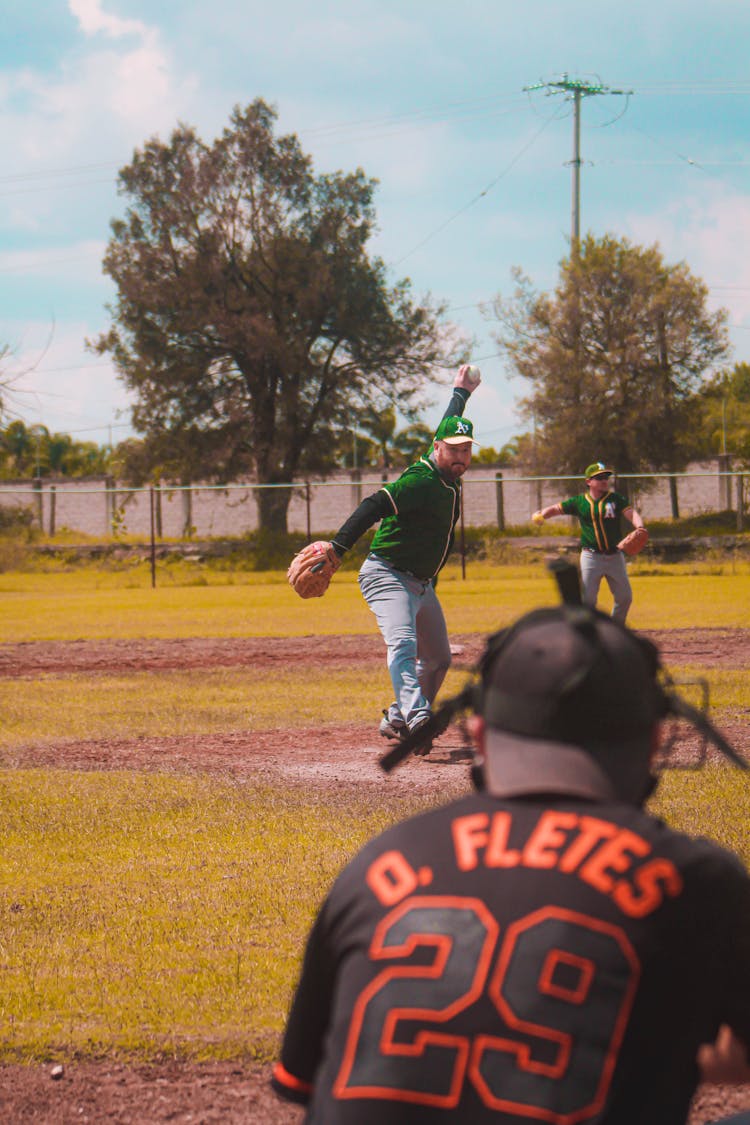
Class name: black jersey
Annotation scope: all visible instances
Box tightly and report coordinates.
[272,792,750,1124]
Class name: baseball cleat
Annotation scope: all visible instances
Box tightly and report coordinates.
[409,714,433,757]
[379,711,407,741]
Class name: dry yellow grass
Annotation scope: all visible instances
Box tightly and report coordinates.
[0,558,747,1063]
[2,563,750,640]
[0,771,445,1060]
[0,764,746,1062]
[0,664,741,751]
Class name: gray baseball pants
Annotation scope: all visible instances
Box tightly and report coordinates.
[580,548,633,624]
[358,554,451,729]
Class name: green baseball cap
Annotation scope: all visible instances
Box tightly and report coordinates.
[434,416,477,445]
[584,461,614,479]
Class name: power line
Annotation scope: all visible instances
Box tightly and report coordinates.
[0,177,115,199]
[626,82,750,96]
[392,111,562,267]
[0,94,527,192]
[523,74,633,250]
[0,160,120,185]
[0,251,103,274]
[299,92,527,141]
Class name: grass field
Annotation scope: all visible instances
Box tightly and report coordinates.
[0,772,406,1061]
[0,767,747,1063]
[2,561,750,640]
[0,559,748,1063]
[0,664,745,750]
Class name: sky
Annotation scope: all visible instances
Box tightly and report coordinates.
[3,0,750,453]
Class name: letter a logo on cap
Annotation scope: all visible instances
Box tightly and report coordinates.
[434,415,478,444]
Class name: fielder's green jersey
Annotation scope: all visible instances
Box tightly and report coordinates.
[370,456,461,580]
[560,491,630,551]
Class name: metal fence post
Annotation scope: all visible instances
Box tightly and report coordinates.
[49,485,56,537]
[149,485,157,588]
[305,480,311,540]
[495,471,505,531]
[182,485,193,538]
[351,469,362,508]
[668,475,680,519]
[32,476,43,530]
[105,475,115,536]
[737,474,745,533]
[718,454,731,509]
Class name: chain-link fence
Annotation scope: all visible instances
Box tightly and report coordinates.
[0,462,746,541]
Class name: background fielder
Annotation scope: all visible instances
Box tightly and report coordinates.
[533,461,646,625]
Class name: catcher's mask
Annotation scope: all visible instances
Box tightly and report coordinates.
[380,600,747,802]
[470,606,666,804]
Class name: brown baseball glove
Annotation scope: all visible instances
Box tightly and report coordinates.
[617,528,649,556]
[287,541,341,599]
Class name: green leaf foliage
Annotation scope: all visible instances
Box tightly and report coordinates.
[0,421,111,480]
[690,362,750,464]
[488,235,730,478]
[91,99,463,529]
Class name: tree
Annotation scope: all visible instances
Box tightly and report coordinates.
[487,235,730,504]
[91,100,462,531]
[0,345,10,419]
[357,405,398,469]
[391,422,435,466]
[476,436,524,466]
[690,362,750,465]
[0,422,111,479]
[1,420,35,474]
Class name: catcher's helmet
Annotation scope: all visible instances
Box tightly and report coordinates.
[379,586,746,788]
[474,606,665,804]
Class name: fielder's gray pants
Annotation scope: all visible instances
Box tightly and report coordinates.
[358,554,451,729]
[580,548,633,624]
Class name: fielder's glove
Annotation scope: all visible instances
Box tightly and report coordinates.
[287,541,341,599]
[617,528,649,556]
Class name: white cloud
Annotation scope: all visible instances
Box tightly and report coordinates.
[0,242,106,283]
[0,6,190,173]
[65,1,177,127]
[4,319,132,439]
[625,186,750,326]
[69,0,149,41]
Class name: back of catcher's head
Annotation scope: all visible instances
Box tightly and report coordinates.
[473,606,666,805]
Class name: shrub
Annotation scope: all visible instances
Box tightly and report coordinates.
[0,503,35,538]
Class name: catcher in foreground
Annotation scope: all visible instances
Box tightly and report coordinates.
[272,601,749,1122]
[532,460,648,625]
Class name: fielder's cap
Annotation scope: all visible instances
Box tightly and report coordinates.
[434,415,478,445]
[584,461,614,479]
[477,606,665,802]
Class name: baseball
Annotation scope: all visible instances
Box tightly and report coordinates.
[464,365,481,389]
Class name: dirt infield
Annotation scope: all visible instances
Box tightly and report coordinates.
[1,628,748,1124]
[3,626,750,679]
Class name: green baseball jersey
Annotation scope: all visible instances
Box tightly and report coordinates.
[369,456,461,580]
[560,490,630,551]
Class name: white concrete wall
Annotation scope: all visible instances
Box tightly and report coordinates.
[0,461,742,539]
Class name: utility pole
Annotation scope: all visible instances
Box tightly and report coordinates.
[524,74,632,255]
